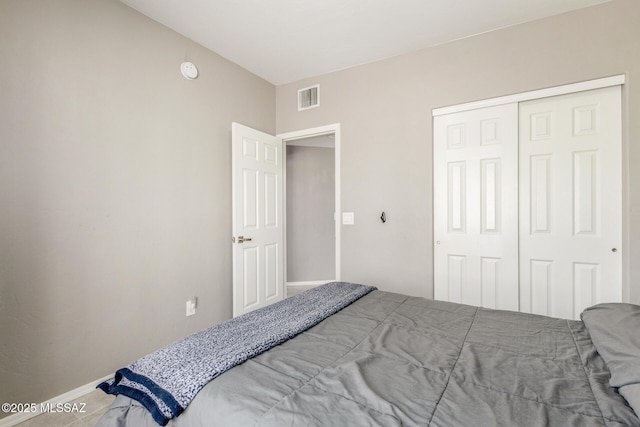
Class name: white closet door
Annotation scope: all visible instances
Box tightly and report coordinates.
[434,103,519,310]
[519,86,621,320]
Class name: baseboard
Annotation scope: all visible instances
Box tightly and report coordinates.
[0,374,112,427]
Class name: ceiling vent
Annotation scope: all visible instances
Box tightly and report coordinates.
[298,85,320,111]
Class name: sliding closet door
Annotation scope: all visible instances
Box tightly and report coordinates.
[434,103,519,310]
[519,86,621,320]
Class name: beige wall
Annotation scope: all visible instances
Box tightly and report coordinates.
[286,146,335,282]
[2,0,639,416]
[0,0,274,412]
[276,0,640,303]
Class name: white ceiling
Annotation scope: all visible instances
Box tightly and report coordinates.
[120,0,610,85]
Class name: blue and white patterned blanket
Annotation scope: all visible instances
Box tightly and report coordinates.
[98,282,376,426]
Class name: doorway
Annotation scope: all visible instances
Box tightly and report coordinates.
[279,124,341,293]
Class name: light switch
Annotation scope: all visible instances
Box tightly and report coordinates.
[342,212,355,225]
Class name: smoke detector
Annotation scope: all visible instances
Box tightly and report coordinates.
[180,62,198,80]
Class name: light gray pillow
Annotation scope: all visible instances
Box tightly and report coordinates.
[582,303,640,416]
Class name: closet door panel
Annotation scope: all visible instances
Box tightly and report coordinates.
[519,86,621,320]
[434,103,519,310]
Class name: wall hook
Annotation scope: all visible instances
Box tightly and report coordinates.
[380,212,386,223]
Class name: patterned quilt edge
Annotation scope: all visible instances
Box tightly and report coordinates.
[97,282,376,426]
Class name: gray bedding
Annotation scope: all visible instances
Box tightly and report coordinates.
[97,290,640,427]
[97,282,375,425]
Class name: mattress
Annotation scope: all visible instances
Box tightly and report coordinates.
[96,288,640,427]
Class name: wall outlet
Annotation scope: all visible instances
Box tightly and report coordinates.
[186,297,197,317]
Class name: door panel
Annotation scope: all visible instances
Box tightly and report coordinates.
[232,123,284,317]
[519,86,621,319]
[434,103,519,310]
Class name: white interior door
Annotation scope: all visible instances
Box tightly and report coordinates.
[519,86,622,319]
[434,103,519,310]
[232,123,284,317]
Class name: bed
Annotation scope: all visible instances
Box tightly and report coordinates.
[96,282,640,427]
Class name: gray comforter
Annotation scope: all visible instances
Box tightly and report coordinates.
[97,290,640,426]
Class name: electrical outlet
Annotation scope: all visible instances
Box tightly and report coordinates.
[186,297,197,317]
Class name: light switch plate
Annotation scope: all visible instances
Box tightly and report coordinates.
[342,212,355,225]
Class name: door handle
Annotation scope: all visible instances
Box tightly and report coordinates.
[233,236,252,243]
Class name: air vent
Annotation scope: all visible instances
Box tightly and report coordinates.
[298,84,320,111]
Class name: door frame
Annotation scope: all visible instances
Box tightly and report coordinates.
[278,124,341,288]
[432,74,630,303]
